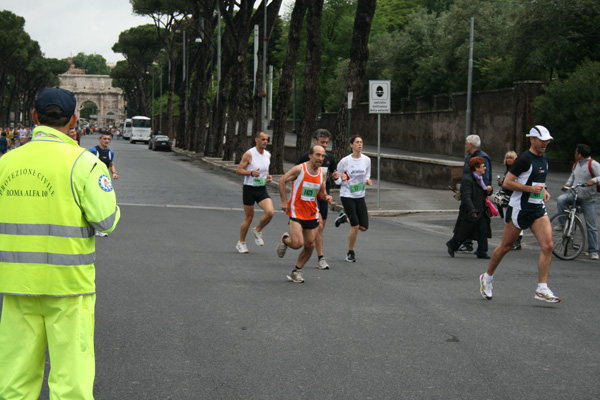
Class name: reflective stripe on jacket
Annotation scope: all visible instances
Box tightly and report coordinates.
[0,125,120,296]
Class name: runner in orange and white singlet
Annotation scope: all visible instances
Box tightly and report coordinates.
[277,145,333,283]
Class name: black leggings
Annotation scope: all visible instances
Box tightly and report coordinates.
[341,197,368,229]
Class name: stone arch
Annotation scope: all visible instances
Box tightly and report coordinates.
[59,74,124,128]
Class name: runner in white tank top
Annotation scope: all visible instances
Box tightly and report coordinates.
[235,132,274,253]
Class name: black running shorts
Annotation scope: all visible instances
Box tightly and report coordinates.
[290,217,319,230]
[505,206,547,230]
[242,185,270,206]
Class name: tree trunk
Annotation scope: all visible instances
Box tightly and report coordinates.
[296,0,324,159]
[207,68,231,157]
[332,0,377,163]
[271,0,307,174]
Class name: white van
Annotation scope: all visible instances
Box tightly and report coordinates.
[129,116,152,144]
[122,119,132,140]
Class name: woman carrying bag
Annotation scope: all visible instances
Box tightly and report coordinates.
[446,156,493,259]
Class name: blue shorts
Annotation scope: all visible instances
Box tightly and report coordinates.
[505,206,547,230]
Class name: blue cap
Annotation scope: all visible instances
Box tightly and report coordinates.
[35,87,76,117]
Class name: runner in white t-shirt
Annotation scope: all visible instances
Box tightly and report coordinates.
[334,135,372,262]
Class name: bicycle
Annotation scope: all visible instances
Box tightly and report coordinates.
[549,183,587,260]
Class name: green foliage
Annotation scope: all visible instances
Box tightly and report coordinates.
[532,61,600,161]
[112,24,162,68]
[374,0,424,31]
[72,52,110,75]
[510,0,600,81]
[80,102,98,119]
[0,10,70,125]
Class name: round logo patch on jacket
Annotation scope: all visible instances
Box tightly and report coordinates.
[99,175,113,192]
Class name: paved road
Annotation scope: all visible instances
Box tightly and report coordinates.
[4,135,599,399]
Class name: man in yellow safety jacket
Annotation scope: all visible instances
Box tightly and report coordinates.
[0,87,120,399]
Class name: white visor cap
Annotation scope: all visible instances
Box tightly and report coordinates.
[526,125,553,141]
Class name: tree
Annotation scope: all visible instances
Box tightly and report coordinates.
[110,61,140,116]
[0,10,68,126]
[251,1,284,139]
[71,52,111,75]
[532,61,600,161]
[112,24,163,118]
[0,11,30,125]
[271,0,308,174]
[218,0,282,163]
[510,0,600,81]
[131,0,186,138]
[332,0,377,163]
[295,0,324,159]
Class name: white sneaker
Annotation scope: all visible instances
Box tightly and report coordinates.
[535,287,561,303]
[251,227,264,246]
[236,241,249,253]
[95,231,108,237]
[591,253,599,260]
[479,274,493,300]
[316,258,330,270]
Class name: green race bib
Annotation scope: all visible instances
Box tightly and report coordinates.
[350,182,365,193]
[300,182,320,201]
[253,177,267,186]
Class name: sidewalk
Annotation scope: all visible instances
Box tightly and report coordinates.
[173,131,571,217]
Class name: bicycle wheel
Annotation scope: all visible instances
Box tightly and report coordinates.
[550,212,586,260]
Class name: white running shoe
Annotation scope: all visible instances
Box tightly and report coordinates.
[591,253,599,260]
[479,274,493,300]
[95,231,108,237]
[276,233,289,258]
[236,241,249,253]
[316,258,330,270]
[535,287,561,303]
[251,227,264,246]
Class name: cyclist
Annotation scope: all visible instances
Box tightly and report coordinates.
[556,144,600,260]
[479,125,561,303]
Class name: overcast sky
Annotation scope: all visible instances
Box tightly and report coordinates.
[2,0,296,65]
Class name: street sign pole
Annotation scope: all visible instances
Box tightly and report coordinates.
[348,91,353,148]
[377,113,381,208]
[369,80,391,209]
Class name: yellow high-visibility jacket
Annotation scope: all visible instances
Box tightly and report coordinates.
[0,125,120,296]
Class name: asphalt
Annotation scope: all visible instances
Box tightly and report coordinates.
[173,132,572,217]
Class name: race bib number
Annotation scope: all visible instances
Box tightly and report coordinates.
[529,182,544,202]
[253,177,266,186]
[300,182,320,201]
[350,182,365,194]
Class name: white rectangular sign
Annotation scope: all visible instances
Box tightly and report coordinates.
[369,80,391,114]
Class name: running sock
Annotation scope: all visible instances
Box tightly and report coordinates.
[348,250,355,255]
[318,255,324,261]
[484,273,493,283]
[537,283,548,291]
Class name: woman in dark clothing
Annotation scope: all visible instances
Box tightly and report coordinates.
[446,156,493,258]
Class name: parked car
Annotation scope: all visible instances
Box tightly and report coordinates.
[148,135,173,151]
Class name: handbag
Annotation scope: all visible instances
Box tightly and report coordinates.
[485,196,499,217]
